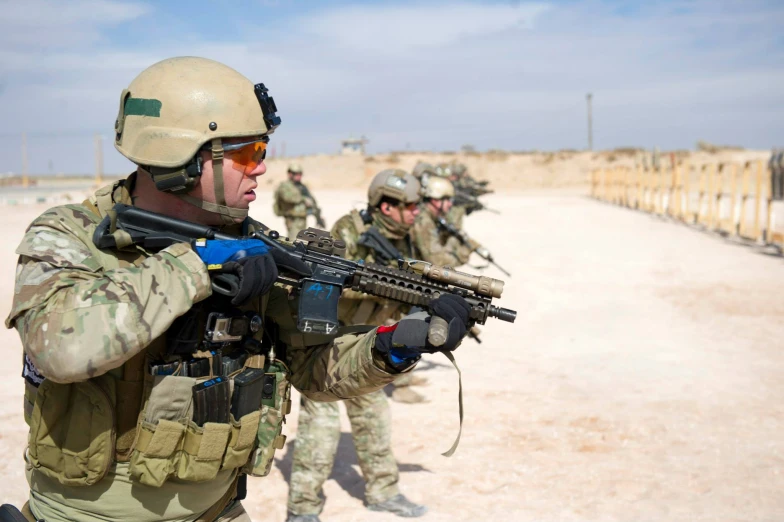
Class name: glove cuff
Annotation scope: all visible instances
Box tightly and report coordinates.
[373,330,420,372]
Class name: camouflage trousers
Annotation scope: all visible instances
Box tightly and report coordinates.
[284,216,307,241]
[287,390,399,515]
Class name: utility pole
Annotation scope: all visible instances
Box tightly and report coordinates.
[94,134,104,185]
[586,93,593,151]
[21,132,29,187]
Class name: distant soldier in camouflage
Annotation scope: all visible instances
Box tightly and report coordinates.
[435,162,494,229]
[412,176,478,268]
[286,169,428,522]
[4,57,472,522]
[273,164,322,239]
[411,161,437,183]
[438,162,469,228]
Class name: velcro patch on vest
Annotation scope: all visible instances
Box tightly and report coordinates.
[23,354,44,388]
[144,420,185,458]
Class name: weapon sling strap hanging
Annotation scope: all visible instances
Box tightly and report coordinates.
[441,350,463,457]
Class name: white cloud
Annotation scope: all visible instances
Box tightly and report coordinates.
[301,3,551,54]
[0,0,151,47]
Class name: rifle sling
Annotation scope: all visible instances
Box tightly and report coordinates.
[441,350,463,457]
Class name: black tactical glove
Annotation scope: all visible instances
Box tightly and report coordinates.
[374,294,472,370]
[428,294,471,351]
[218,254,279,306]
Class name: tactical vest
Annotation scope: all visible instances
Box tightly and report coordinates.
[24,179,291,491]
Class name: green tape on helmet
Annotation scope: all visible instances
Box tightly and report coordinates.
[124,97,162,117]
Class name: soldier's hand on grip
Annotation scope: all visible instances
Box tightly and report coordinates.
[218,255,278,306]
[373,295,472,370]
[193,239,279,305]
[428,294,471,351]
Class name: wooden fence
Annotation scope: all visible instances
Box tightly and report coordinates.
[590,159,784,251]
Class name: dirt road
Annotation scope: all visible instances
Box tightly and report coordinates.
[1,190,782,521]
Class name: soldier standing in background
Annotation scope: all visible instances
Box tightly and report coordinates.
[413,162,503,275]
[273,164,322,239]
[413,176,476,268]
[437,162,493,229]
[440,162,469,228]
[287,169,428,522]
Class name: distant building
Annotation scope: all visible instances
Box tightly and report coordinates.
[341,137,368,156]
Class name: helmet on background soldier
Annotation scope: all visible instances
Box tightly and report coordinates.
[421,175,454,200]
[367,169,421,207]
[435,163,452,178]
[411,161,438,180]
[288,163,303,174]
[114,56,281,223]
[450,162,467,178]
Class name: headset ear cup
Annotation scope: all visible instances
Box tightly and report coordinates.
[185,155,203,182]
[148,155,203,194]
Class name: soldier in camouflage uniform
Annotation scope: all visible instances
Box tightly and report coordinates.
[5,57,472,522]
[438,162,469,228]
[414,162,470,229]
[412,176,477,268]
[273,164,318,239]
[287,170,427,522]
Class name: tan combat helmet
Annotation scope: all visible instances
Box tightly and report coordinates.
[411,161,437,180]
[114,56,281,223]
[367,169,421,207]
[421,175,454,199]
[450,162,467,178]
[288,163,303,174]
[435,163,453,178]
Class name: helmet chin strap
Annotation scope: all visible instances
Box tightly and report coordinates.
[179,137,249,225]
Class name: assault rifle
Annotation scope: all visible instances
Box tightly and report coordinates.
[458,177,493,197]
[297,183,326,228]
[356,227,406,265]
[452,190,499,216]
[434,216,511,277]
[93,204,516,339]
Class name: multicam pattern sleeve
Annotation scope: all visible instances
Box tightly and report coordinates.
[264,285,408,402]
[288,331,404,402]
[5,205,212,384]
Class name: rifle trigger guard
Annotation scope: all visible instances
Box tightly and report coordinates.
[211,273,240,297]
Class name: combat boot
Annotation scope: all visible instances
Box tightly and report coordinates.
[367,494,427,518]
[285,514,321,522]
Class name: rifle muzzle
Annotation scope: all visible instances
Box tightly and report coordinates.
[489,306,516,323]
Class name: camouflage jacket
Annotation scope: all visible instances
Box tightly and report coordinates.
[412,207,473,268]
[330,210,416,326]
[446,204,467,230]
[273,180,311,218]
[5,175,408,518]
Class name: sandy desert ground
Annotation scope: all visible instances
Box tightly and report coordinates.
[0,155,782,521]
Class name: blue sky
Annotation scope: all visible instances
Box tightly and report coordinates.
[1,0,782,174]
